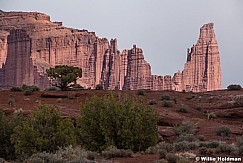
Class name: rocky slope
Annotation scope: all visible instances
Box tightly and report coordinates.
[0,10,221,91]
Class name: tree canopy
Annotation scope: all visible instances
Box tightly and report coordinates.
[46,65,82,91]
[78,93,158,152]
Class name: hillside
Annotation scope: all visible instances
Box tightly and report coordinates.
[1,88,242,162]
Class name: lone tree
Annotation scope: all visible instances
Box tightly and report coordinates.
[46,65,82,91]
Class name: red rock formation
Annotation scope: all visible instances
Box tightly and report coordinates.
[0,11,221,92]
[182,23,221,92]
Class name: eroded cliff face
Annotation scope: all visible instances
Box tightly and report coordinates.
[0,11,221,92]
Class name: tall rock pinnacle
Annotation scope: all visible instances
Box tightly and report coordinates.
[182,23,221,91]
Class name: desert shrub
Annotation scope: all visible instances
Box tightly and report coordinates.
[216,125,231,137]
[95,84,103,90]
[67,91,76,99]
[166,153,178,163]
[7,97,15,106]
[10,86,22,92]
[0,109,23,160]
[11,105,77,158]
[154,159,168,163]
[195,105,203,112]
[199,147,214,155]
[176,105,188,113]
[149,100,157,105]
[22,85,40,92]
[78,93,158,152]
[24,146,97,163]
[145,142,174,154]
[215,143,236,155]
[174,141,198,151]
[176,134,196,142]
[137,89,144,96]
[237,136,243,156]
[208,112,217,119]
[161,95,170,101]
[199,141,220,149]
[227,84,242,90]
[101,146,133,159]
[71,84,85,91]
[157,143,174,153]
[44,86,61,91]
[174,122,196,135]
[207,141,220,148]
[24,89,32,96]
[197,135,206,141]
[158,149,167,159]
[162,100,173,107]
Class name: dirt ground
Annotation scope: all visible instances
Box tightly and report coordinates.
[1,89,243,162]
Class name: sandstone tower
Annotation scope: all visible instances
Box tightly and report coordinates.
[0,11,221,92]
[182,23,221,92]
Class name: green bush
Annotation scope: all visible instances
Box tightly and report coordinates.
[216,125,231,137]
[71,84,85,91]
[174,122,196,135]
[162,100,173,108]
[149,100,157,105]
[22,85,40,92]
[207,141,220,148]
[44,86,61,91]
[195,105,203,112]
[197,135,206,141]
[145,142,174,155]
[11,105,76,158]
[95,84,103,90]
[161,95,170,101]
[166,153,178,163]
[78,93,158,152]
[101,146,133,159]
[158,149,167,159]
[176,134,196,142]
[199,147,214,155]
[176,105,188,113]
[0,109,23,160]
[24,146,97,163]
[10,86,22,92]
[174,141,198,151]
[227,84,242,90]
[215,143,236,155]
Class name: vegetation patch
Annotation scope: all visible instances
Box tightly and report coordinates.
[101,146,133,159]
[227,84,242,90]
[78,93,158,152]
[174,122,196,135]
[176,104,188,113]
[216,125,231,137]
[162,100,173,108]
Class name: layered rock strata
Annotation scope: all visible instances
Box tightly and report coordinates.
[0,11,221,92]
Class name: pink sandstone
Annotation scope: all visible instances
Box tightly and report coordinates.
[0,11,221,92]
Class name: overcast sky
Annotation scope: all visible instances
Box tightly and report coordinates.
[1,0,243,88]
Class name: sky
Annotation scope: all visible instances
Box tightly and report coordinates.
[1,0,243,88]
